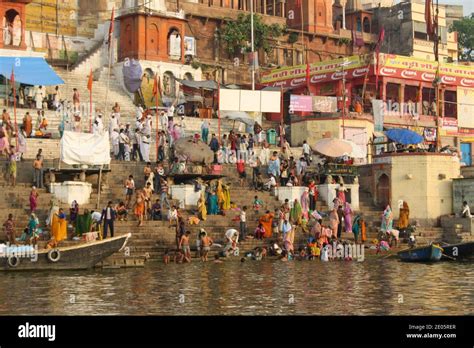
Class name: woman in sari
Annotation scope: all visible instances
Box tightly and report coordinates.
[290,199,302,225]
[207,191,219,215]
[197,195,207,221]
[51,208,67,243]
[344,202,353,233]
[329,207,339,238]
[398,201,410,230]
[69,200,79,226]
[222,183,231,210]
[75,209,92,236]
[259,210,274,238]
[301,189,310,220]
[283,227,295,254]
[337,184,346,205]
[29,186,39,213]
[381,205,393,232]
[216,180,225,212]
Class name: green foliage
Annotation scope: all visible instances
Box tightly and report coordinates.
[288,32,299,44]
[451,14,474,62]
[221,13,284,55]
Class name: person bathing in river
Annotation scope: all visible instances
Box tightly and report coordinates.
[200,230,213,262]
[178,230,192,263]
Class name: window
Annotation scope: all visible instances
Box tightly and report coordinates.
[168,29,181,59]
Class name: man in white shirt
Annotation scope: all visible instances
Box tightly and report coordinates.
[111,129,120,159]
[302,140,312,163]
[224,228,239,254]
[462,201,472,218]
[167,105,175,118]
[109,113,120,139]
[141,134,151,162]
[264,174,277,191]
[118,129,129,161]
[159,111,168,133]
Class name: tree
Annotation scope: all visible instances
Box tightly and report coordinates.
[220,13,284,56]
[451,14,474,62]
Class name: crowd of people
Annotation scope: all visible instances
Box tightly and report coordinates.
[0,95,422,262]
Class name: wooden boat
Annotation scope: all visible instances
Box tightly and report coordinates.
[441,241,474,260]
[398,244,443,262]
[0,233,131,271]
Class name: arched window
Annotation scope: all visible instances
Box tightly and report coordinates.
[363,17,371,33]
[3,9,21,47]
[356,17,362,32]
[184,72,193,81]
[147,23,159,55]
[162,71,176,99]
[168,28,181,59]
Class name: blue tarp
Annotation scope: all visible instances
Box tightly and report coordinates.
[385,128,424,145]
[0,57,64,86]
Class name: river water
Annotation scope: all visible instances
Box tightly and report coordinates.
[0,260,473,315]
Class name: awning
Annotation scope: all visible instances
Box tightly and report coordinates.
[175,78,218,90]
[0,57,64,86]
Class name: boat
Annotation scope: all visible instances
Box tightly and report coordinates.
[440,241,474,260]
[398,244,443,262]
[0,233,131,271]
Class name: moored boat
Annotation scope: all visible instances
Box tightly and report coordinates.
[0,233,131,271]
[441,241,474,260]
[398,244,443,262]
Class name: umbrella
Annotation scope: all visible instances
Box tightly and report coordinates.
[385,128,423,145]
[174,136,214,164]
[341,139,366,159]
[313,138,353,158]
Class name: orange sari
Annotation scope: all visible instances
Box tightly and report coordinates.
[259,212,274,238]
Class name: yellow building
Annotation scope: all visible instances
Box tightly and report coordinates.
[360,153,461,225]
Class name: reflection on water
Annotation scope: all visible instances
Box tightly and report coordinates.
[0,260,473,315]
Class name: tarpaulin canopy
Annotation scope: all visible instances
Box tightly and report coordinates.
[60,131,111,165]
[385,128,424,145]
[220,111,255,126]
[0,57,64,86]
[175,78,218,90]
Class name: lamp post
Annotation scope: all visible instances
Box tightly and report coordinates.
[250,0,255,90]
[340,58,354,140]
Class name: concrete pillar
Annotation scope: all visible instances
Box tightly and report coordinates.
[340,0,347,30]
[399,84,405,114]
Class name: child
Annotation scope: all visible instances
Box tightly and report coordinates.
[240,206,247,240]
[168,205,178,228]
[254,223,265,240]
[253,196,264,215]
[163,249,170,264]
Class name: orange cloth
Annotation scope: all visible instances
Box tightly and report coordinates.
[134,201,145,216]
[259,212,274,238]
[51,214,67,242]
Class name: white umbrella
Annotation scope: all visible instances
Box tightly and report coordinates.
[341,139,366,159]
[313,138,352,158]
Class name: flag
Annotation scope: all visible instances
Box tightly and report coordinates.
[107,7,115,51]
[152,75,158,96]
[306,62,311,91]
[425,0,434,38]
[10,68,14,85]
[87,69,93,91]
[296,0,301,6]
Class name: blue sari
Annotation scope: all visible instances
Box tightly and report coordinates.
[207,193,219,215]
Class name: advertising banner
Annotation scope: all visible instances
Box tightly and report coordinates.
[289,95,313,112]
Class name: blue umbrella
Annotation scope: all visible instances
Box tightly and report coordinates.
[385,128,423,145]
